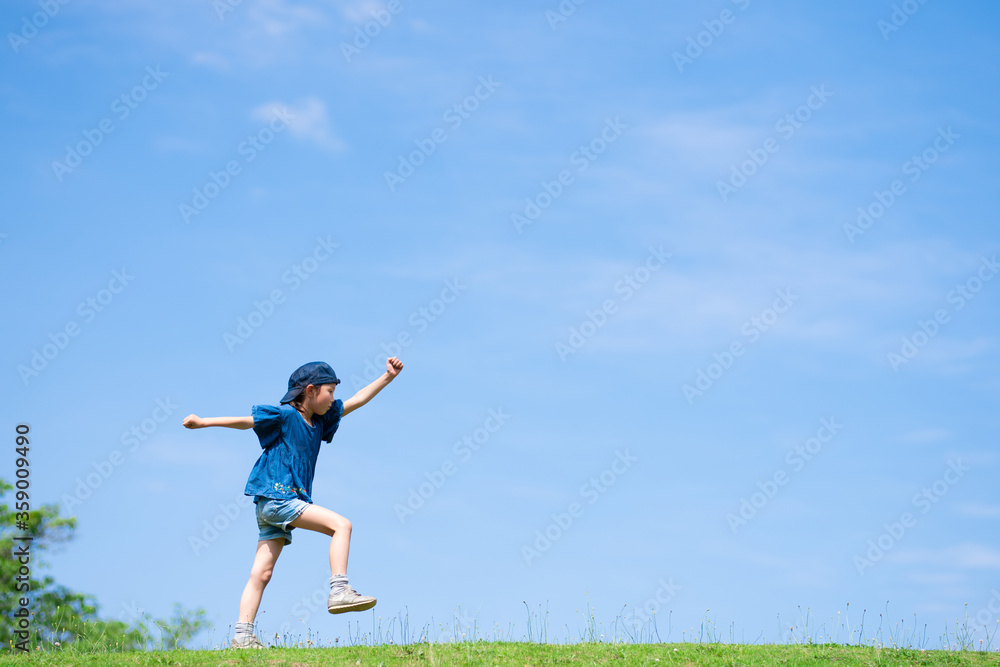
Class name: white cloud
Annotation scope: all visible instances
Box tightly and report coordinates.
[384,235,994,371]
[332,0,388,23]
[143,479,168,494]
[641,114,762,175]
[191,51,230,71]
[245,0,329,36]
[251,97,346,152]
[897,429,950,444]
[910,337,994,374]
[890,543,1000,569]
[957,504,1000,518]
[906,571,965,585]
[409,18,435,34]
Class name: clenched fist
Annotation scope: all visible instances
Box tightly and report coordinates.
[182,414,205,429]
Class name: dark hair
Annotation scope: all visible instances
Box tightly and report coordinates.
[290,388,310,410]
[290,383,333,409]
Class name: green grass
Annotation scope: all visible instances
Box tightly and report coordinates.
[5,642,1000,666]
[6,600,999,665]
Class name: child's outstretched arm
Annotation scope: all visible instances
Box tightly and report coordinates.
[342,356,403,417]
[183,415,254,429]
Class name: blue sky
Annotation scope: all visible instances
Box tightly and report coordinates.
[2,0,999,651]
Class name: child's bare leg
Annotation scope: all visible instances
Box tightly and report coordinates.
[238,538,284,623]
[289,505,351,574]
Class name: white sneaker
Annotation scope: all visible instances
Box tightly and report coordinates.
[327,585,377,614]
[230,633,266,649]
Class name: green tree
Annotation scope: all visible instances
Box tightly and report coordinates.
[1,478,209,652]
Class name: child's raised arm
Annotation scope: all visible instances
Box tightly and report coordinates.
[183,414,254,430]
[342,356,403,417]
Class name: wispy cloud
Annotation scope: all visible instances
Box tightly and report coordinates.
[897,429,951,444]
[907,571,966,585]
[957,504,1000,518]
[708,544,833,587]
[332,0,388,23]
[911,337,995,375]
[251,97,346,152]
[641,114,763,175]
[244,0,329,36]
[890,543,1000,569]
[190,51,230,72]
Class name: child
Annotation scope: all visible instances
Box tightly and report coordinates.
[183,357,403,649]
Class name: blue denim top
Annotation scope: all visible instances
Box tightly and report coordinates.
[244,400,344,503]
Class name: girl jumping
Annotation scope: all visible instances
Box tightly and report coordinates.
[183,357,403,649]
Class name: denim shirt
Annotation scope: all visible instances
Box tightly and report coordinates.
[243,400,344,503]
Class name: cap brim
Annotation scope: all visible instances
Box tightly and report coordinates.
[279,387,302,404]
[279,378,339,404]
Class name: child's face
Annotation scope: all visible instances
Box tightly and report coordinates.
[305,383,336,414]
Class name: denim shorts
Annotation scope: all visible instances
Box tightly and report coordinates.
[254,496,310,545]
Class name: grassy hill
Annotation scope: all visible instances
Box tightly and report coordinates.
[6,642,1000,666]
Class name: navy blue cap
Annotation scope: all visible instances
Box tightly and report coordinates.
[280,361,341,404]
